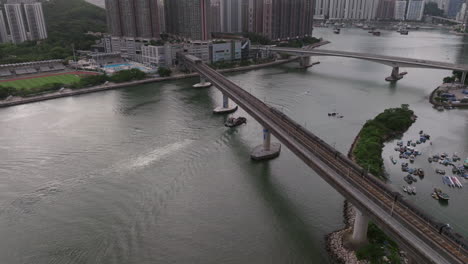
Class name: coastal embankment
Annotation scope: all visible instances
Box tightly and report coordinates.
[0,57,299,108]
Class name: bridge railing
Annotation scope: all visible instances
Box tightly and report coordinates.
[269,107,468,252]
[185,57,468,255]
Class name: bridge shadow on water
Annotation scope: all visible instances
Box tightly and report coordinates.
[224,131,330,262]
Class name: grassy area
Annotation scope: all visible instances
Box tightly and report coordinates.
[0,74,81,89]
[352,104,415,179]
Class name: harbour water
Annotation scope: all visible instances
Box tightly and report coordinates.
[0,28,467,263]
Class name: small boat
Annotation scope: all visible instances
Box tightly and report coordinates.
[400,30,409,35]
[404,176,413,184]
[428,157,433,163]
[409,155,415,163]
[436,169,446,175]
[372,31,381,36]
[403,186,407,192]
[432,192,439,200]
[452,154,460,162]
[333,28,340,34]
[390,156,397,165]
[412,186,416,194]
[434,188,450,201]
[419,130,423,134]
[446,176,455,187]
[225,117,247,128]
[416,168,424,177]
[452,177,463,188]
[464,158,468,169]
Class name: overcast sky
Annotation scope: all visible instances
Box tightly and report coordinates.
[85,0,105,8]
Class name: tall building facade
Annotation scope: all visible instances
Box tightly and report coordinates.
[104,0,161,39]
[220,0,242,33]
[4,4,28,43]
[208,0,222,33]
[315,0,330,19]
[164,0,209,40]
[0,10,9,43]
[448,0,464,18]
[406,0,424,20]
[248,0,314,40]
[328,0,346,18]
[376,0,396,19]
[24,2,47,40]
[343,0,379,20]
[394,0,407,20]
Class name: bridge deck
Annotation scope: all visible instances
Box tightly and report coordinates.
[183,55,468,264]
[256,46,468,72]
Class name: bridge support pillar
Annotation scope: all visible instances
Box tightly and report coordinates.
[213,93,238,114]
[461,71,467,85]
[251,128,281,161]
[350,210,369,246]
[299,56,311,68]
[299,56,319,68]
[193,76,212,88]
[385,67,404,82]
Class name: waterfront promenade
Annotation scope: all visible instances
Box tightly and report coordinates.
[0,57,298,108]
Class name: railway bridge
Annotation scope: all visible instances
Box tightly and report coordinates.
[180,53,468,264]
[252,46,468,83]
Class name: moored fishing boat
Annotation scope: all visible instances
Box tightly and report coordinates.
[434,188,450,201]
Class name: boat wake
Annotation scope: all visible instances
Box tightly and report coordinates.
[122,139,194,170]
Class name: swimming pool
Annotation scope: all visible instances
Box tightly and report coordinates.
[102,63,131,69]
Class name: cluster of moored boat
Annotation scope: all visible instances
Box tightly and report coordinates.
[403,186,416,194]
[394,131,430,163]
[442,175,463,188]
[391,130,467,201]
[327,112,344,118]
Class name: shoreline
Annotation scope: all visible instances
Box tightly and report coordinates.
[326,109,415,264]
[0,57,299,108]
[429,85,468,108]
[325,131,365,264]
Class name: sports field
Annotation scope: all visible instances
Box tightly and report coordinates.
[0,74,81,89]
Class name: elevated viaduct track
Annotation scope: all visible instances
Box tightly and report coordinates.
[182,55,468,264]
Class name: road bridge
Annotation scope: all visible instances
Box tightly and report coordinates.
[180,53,468,264]
[253,46,468,83]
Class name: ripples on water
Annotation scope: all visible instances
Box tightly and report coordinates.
[0,29,467,263]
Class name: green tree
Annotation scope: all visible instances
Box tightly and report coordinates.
[424,2,444,17]
[157,67,172,77]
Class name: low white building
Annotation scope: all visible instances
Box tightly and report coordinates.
[210,40,242,63]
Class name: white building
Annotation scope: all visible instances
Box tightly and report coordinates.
[394,0,407,20]
[406,0,425,20]
[141,45,166,66]
[210,40,241,62]
[456,2,466,21]
[0,11,9,43]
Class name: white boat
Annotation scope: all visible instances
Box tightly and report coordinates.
[452,176,463,188]
[447,176,455,187]
[403,186,407,192]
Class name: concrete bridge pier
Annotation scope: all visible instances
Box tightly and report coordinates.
[299,56,312,68]
[461,71,467,84]
[385,67,404,82]
[344,209,370,250]
[213,93,238,114]
[193,76,212,88]
[250,128,281,160]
